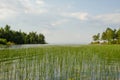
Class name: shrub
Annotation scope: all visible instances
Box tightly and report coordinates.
[91,41,100,44]
[7,41,15,45]
[0,38,7,45]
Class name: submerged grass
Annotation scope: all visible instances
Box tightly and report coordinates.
[0,45,120,80]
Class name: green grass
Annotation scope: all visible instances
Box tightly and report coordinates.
[0,45,120,80]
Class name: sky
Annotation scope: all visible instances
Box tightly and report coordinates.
[0,0,120,44]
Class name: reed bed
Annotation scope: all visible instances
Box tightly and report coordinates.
[0,45,120,80]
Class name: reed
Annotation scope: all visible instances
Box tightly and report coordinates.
[0,45,120,80]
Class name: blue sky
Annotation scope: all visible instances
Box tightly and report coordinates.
[0,0,120,44]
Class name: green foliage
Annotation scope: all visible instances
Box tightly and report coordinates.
[101,32,106,41]
[92,33,100,41]
[0,25,46,44]
[92,27,120,44]
[105,28,114,42]
[0,38,7,44]
[7,41,15,45]
[91,41,100,44]
[116,29,120,44]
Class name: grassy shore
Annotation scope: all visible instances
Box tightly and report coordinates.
[0,45,120,80]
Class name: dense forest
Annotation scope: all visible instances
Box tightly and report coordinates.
[0,25,46,45]
[92,27,120,44]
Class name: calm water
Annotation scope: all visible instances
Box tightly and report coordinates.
[8,44,49,49]
[4,44,83,49]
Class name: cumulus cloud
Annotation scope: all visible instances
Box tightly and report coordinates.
[62,12,89,21]
[94,13,120,24]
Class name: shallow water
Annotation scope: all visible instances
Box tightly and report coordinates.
[0,46,120,80]
[4,44,82,49]
[0,54,120,80]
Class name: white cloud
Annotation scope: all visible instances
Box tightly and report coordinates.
[19,0,47,14]
[0,0,18,20]
[24,8,47,14]
[0,0,47,20]
[0,8,17,20]
[94,13,120,24]
[51,19,68,26]
[70,12,88,20]
[62,12,89,21]
[61,12,120,24]
[36,0,45,5]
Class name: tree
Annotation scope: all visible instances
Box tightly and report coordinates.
[0,27,5,38]
[4,25,10,32]
[0,38,7,44]
[105,28,114,43]
[92,27,120,44]
[116,29,120,44]
[113,29,117,40]
[92,33,100,41]
[0,25,46,44]
[38,34,46,44]
[101,32,106,41]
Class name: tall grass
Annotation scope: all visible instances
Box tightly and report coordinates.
[0,45,120,80]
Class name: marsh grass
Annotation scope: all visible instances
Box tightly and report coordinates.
[0,45,120,80]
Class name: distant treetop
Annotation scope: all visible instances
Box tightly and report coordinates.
[91,27,120,44]
[0,25,46,44]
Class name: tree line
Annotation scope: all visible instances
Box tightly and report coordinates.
[0,25,46,45]
[92,27,120,44]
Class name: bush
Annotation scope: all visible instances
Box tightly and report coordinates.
[100,41,108,45]
[7,41,15,45]
[91,41,100,44]
[111,40,117,44]
[0,38,7,45]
